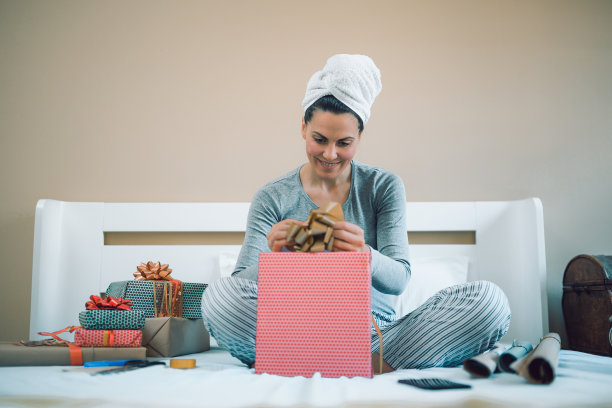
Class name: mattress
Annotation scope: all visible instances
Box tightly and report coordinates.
[1,347,610,408]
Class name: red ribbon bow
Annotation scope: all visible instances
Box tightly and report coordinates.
[85,295,133,311]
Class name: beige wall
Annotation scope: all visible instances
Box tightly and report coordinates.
[1,0,611,344]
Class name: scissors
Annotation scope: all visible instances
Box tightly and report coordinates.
[91,359,166,375]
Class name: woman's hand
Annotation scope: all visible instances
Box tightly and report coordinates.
[332,221,370,253]
[267,219,308,252]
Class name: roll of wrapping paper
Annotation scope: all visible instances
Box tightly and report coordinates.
[510,333,561,384]
[497,340,533,373]
[462,344,507,378]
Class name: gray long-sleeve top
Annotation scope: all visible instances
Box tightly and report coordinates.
[232,160,411,322]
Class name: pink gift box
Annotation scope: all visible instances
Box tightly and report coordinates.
[255,252,372,378]
[74,328,143,347]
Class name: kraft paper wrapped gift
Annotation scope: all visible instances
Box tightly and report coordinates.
[105,280,207,319]
[142,317,210,357]
[0,342,147,366]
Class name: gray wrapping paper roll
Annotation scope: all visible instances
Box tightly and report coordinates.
[463,344,507,378]
[498,340,533,373]
[510,332,561,384]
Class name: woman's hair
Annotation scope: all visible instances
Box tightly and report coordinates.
[304,95,364,134]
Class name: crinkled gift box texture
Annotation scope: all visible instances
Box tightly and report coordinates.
[142,317,210,357]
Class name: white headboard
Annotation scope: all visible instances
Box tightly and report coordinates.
[30,198,548,345]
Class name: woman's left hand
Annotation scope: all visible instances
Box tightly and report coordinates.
[331,221,370,253]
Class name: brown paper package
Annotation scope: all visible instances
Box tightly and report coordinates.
[0,342,147,366]
[142,317,210,357]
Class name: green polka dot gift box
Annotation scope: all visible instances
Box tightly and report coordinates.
[105,280,207,319]
[79,309,146,330]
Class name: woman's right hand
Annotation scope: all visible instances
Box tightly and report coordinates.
[267,219,307,252]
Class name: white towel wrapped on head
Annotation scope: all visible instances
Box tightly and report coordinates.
[302,54,382,124]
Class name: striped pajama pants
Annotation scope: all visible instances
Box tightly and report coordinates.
[201,277,511,369]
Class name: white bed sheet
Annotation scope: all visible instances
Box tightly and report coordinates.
[1,348,610,408]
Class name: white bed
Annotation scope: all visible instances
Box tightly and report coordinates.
[1,198,611,408]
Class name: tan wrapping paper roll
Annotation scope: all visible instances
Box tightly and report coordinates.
[510,332,561,384]
[463,344,507,378]
[497,340,533,373]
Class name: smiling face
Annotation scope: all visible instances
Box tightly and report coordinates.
[301,110,361,182]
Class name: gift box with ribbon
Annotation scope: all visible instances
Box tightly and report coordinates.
[78,310,146,330]
[77,294,146,330]
[73,328,143,347]
[0,342,147,366]
[105,262,207,319]
[253,203,374,377]
[0,327,147,366]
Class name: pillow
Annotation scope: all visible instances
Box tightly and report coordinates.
[394,256,470,317]
[218,250,242,279]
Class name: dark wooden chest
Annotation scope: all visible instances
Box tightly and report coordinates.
[562,254,612,356]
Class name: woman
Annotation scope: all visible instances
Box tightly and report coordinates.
[202,54,510,371]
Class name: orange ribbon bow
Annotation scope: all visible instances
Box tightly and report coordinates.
[134,261,173,281]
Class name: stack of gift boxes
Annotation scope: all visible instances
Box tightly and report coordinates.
[76,261,210,359]
[104,262,210,358]
[0,261,210,366]
[76,295,145,348]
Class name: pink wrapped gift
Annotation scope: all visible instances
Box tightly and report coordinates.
[74,328,142,347]
[255,252,372,378]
